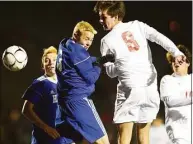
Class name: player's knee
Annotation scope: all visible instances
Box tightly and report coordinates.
[117,123,134,144]
[136,123,151,133]
[136,123,151,144]
[94,134,110,144]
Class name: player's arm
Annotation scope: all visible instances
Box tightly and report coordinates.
[70,44,101,85]
[140,21,184,58]
[22,87,60,139]
[160,76,192,108]
[100,39,117,78]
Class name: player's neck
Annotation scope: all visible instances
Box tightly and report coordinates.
[44,74,57,80]
[173,71,188,76]
[112,21,123,30]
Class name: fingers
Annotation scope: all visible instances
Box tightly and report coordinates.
[175,55,187,64]
[45,127,61,139]
[50,129,60,139]
[182,55,187,62]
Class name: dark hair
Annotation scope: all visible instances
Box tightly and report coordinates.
[166,44,192,64]
[94,1,125,21]
[166,44,192,72]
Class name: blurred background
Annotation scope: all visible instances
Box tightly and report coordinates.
[0,1,192,144]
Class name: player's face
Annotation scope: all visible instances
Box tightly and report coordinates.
[43,53,57,77]
[99,10,119,31]
[171,56,190,75]
[77,31,94,50]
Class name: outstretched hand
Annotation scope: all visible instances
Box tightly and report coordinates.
[43,125,60,139]
[174,55,187,64]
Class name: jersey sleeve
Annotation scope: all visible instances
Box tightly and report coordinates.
[100,39,117,78]
[70,43,101,85]
[160,75,192,108]
[22,82,43,104]
[138,21,184,57]
[160,75,174,100]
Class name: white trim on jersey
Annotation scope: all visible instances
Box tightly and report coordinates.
[84,97,107,135]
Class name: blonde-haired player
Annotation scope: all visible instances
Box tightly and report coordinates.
[55,21,110,144]
[160,45,192,144]
[22,46,72,144]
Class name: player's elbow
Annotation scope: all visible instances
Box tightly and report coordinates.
[83,67,101,85]
[106,71,117,78]
[108,74,117,78]
[85,75,99,85]
[21,100,33,116]
[21,104,28,116]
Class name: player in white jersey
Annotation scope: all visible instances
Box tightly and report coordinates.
[94,1,185,144]
[160,45,192,144]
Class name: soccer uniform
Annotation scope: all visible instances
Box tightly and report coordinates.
[55,38,107,143]
[160,73,192,144]
[100,20,184,123]
[150,124,172,144]
[22,75,69,144]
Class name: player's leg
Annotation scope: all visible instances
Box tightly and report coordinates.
[135,81,160,144]
[62,97,110,144]
[85,98,110,144]
[136,122,151,144]
[93,134,109,144]
[113,85,136,144]
[116,122,134,144]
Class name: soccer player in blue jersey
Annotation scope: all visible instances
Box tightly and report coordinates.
[22,46,71,144]
[56,21,111,144]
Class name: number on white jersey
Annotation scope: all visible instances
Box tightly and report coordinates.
[121,31,140,52]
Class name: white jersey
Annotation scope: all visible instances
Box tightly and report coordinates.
[150,124,172,144]
[100,20,184,88]
[160,73,192,144]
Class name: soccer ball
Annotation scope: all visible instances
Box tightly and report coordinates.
[2,45,28,71]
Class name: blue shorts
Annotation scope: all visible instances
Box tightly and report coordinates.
[31,134,71,144]
[57,97,107,143]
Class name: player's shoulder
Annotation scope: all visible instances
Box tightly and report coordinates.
[160,74,174,83]
[125,20,144,26]
[128,20,140,24]
[101,20,142,40]
[33,75,47,85]
[185,73,193,80]
[101,31,112,42]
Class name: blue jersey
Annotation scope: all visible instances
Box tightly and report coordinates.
[56,38,101,102]
[22,75,66,144]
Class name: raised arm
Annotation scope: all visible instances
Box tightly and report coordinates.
[139,21,184,57]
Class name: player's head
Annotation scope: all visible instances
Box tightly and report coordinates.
[166,44,192,74]
[72,21,97,50]
[42,46,57,77]
[94,1,125,31]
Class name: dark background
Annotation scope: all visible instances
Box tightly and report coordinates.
[0,1,192,144]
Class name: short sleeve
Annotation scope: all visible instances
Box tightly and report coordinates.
[22,82,43,104]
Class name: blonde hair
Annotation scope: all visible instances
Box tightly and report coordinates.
[72,21,97,37]
[42,46,57,64]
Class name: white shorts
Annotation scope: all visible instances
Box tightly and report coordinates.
[113,82,160,123]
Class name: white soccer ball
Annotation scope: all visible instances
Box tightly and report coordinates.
[2,45,28,71]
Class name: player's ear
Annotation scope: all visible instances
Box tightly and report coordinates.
[114,15,119,21]
[74,32,80,40]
